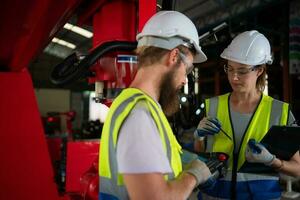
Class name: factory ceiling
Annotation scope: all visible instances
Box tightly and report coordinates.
[28,0,289,91]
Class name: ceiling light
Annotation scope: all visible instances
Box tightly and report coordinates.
[212,22,227,32]
[199,32,210,40]
[195,108,201,115]
[52,37,76,49]
[200,103,205,109]
[64,23,93,38]
[180,96,187,103]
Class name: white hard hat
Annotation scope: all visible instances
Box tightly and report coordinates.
[136,11,207,63]
[221,30,273,65]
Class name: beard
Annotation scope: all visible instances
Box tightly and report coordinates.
[159,68,181,117]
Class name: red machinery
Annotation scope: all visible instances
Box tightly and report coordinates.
[0,0,155,200]
[43,111,76,136]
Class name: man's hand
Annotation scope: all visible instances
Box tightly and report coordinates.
[245,139,275,166]
[198,176,217,190]
[185,159,211,187]
[194,117,221,139]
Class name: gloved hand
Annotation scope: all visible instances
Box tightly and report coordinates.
[194,117,221,139]
[198,176,217,190]
[181,149,199,167]
[185,159,212,187]
[245,139,275,166]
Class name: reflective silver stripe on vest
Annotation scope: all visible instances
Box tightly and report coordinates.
[206,96,219,152]
[100,93,142,199]
[221,170,279,181]
[100,177,127,199]
[207,96,219,117]
[148,102,174,179]
[269,99,286,128]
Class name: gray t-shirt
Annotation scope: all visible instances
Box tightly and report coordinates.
[230,107,296,153]
[116,102,172,174]
[230,109,252,153]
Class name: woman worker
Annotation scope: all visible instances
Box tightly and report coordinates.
[195,30,300,200]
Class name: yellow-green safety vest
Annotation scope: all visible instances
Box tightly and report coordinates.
[99,88,182,199]
[205,93,289,170]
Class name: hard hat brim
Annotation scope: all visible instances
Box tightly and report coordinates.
[193,42,207,63]
[137,36,207,63]
[220,51,273,65]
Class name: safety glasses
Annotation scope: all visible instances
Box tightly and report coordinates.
[179,52,194,75]
[223,64,256,76]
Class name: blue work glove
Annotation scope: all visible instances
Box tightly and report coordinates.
[194,117,221,139]
[245,139,275,166]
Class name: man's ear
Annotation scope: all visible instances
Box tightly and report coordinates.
[167,48,179,67]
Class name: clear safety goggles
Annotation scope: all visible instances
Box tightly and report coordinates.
[223,64,257,76]
[179,52,194,75]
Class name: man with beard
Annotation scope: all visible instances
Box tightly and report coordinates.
[99,11,212,200]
